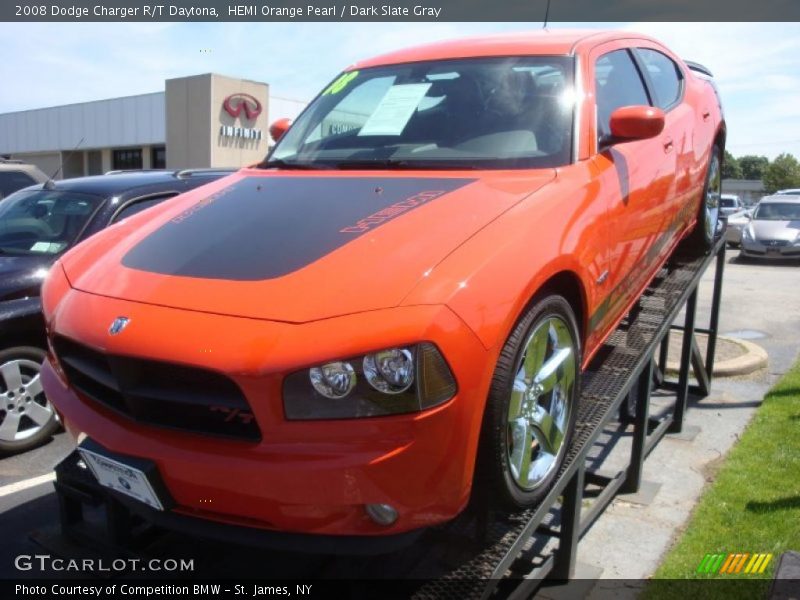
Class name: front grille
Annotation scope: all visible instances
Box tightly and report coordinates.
[762,239,789,247]
[53,336,261,441]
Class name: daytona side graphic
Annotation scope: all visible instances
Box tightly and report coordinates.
[340,190,448,233]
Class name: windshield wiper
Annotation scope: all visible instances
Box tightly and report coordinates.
[333,159,480,170]
[259,159,333,170]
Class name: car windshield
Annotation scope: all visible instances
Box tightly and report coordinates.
[753,202,800,221]
[0,189,104,255]
[268,56,575,170]
[720,198,736,208]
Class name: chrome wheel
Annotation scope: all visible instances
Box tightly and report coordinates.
[704,152,722,241]
[0,358,53,443]
[506,315,576,491]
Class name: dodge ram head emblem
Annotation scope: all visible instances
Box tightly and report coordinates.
[109,317,130,335]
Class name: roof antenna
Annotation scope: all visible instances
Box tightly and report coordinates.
[45,137,84,189]
[542,0,552,29]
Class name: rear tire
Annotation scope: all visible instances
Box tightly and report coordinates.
[686,145,722,250]
[0,346,58,455]
[477,295,581,510]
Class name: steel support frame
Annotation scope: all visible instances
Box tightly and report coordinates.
[493,237,726,592]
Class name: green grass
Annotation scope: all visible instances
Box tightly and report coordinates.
[646,360,800,599]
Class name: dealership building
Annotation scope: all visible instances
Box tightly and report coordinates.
[0,73,306,178]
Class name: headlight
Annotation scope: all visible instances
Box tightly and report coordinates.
[309,362,356,399]
[743,224,754,240]
[283,342,457,420]
[363,349,414,394]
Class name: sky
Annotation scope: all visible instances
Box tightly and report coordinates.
[0,21,799,160]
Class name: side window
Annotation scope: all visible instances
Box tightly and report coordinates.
[637,49,683,109]
[112,194,176,223]
[594,50,650,143]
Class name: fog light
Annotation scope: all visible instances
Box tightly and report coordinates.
[365,503,398,526]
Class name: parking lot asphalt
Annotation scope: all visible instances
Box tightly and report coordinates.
[1,251,798,584]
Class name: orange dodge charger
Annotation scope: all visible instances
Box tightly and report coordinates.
[40,30,723,548]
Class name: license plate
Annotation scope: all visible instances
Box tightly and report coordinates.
[78,441,165,511]
[767,248,781,256]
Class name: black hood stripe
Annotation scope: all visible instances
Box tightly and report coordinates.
[122,176,474,281]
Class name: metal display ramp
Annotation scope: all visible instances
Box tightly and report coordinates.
[35,236,726,599]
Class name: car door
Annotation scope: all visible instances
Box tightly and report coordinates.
[587,43,677,338]
[633,46,696,251]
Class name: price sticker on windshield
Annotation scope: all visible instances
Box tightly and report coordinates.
[358,83,431,137]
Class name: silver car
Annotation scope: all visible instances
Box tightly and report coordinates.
[725,207,753,246]
[740,195,800,260]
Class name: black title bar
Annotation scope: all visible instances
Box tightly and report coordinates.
[3,0,799,22]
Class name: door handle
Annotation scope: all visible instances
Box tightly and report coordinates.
[702,110,711,121]
[663,138,674,153]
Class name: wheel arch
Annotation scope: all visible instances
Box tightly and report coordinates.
[531,270,588,349]
[0,313,47,352]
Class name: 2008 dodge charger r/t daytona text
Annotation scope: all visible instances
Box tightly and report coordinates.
[40,30,724,548]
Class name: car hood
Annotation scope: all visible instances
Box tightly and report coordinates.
[752,219,800,241]
[62,169,555,322]
[0,255,54,302]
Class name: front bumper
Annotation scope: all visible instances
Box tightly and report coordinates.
[56,449,423,554]
[740,238,800,259]
[724,225,743,245]
[43,290,493,538]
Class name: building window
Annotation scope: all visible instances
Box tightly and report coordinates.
[87,150,102,175]
[151,146,166,169]
[112,148,143,171]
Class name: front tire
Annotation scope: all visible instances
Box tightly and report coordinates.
[0,346,58,455]
[477,295,581,510]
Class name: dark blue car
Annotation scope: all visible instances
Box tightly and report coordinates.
[0,168,233,454]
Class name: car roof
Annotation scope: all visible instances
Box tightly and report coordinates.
[352,29,661,69]
[0,160,49,182]
[760,194,800,204]
[23,169,235,197]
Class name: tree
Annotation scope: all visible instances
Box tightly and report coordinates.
[722,150,743,179]
[762,153,800,194]
[738,155,770,180]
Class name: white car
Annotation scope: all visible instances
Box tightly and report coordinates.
[725,208,754,247]
[720,193,743,217]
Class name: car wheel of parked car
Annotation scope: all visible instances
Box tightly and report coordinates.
[0,346,58,454]
[687,145,722,250]
[478,294,581,510]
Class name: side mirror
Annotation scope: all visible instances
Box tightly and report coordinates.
[608,106,665,143]
[269,118,292,143]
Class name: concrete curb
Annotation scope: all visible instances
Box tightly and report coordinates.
[666,335,768,377]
